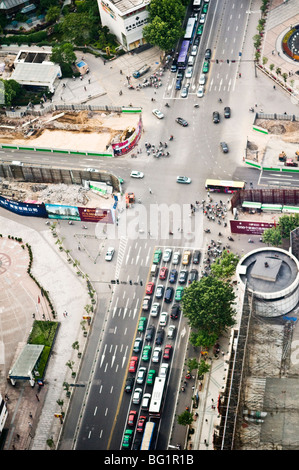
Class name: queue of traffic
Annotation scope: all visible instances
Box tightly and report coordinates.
[121,247,201,450]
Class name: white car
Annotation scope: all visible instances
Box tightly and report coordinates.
[181,86,189,98]
[197,85,204,98]
[150,302,160,317]
[163,248,172,262]
[185,66,193,78]
[152,109,164,119]
[105,247,115,261]
[191,45,198,56]
[130,170,144,178]
[133,388,143,404]
[172,251,181,265]
[152,347,161,363]
[159,312,168,327]
[199,74,206,85]
[167,325,176,339]
[199,14,206,23]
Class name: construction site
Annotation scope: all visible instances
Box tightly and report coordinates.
[246,113,299,168]
[0,107,140,153]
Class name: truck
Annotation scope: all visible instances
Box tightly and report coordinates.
[133,64,150,79]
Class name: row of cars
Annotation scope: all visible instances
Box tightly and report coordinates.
[122,247,201,448]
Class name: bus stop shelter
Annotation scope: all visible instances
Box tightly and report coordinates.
[8,344,44,386]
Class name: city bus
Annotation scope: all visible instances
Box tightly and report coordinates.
[177,40,190,69]
[184,17,197,41]
[149,376,166,417]
[193,0,202,10]
[140,421,155,450]
[205,179,246,193]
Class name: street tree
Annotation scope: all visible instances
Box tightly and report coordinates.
[210,250,239,280]
[262,226,282,246]
[177,410,193,427]
[143,0,185,51]
[182,276,236,348]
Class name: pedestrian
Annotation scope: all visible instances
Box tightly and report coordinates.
[84,86,86,91]
[149,188,152,194]
[36,394,40,401]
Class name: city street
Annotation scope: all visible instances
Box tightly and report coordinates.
[0,0,299,454]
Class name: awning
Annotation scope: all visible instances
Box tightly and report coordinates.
[282,206,299,213]
[261,204,282,211]
[242,201,262,209]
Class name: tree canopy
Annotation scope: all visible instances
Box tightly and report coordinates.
[51,43,76,66]
[59,12,98,45]
[182,276,236,348]
[143,0,185,51]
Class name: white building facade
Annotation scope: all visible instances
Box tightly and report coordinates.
[97,0,150,51]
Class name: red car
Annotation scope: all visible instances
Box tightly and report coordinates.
[146,282,155,295]
[159,267,168,280]
[137,416,147,433]
[163,344,172,360]
[128,356,138,373]
[128,410,137,426]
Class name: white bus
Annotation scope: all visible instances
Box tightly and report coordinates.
[184,17,197,41]
[149,376,166,417]
[140,421,155,450]
[193,0,202,11]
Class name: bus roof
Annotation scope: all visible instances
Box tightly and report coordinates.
[149,376,166,414]
[205,179,245,189]
[140,421,155,451]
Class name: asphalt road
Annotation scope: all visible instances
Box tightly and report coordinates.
[1,0,298,453]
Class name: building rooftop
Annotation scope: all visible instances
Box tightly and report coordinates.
[238,248,298,294]
[109,0,149,14]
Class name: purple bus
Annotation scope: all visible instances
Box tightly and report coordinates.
[177,40,190,70]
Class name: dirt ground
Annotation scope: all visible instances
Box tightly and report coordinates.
[0,181,114,208]
[0,110,139,152]
[246,119,299,164]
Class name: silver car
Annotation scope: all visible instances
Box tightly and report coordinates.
[172,251,181,265]
[163,248,172,262]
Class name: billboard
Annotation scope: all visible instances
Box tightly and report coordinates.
[45,204,81,220]
[0,196,47,217]
[230,220,275,235]
[78,207,113,223]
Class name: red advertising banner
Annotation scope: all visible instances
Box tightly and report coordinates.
[78,207,113,223]
[230,220,275,235]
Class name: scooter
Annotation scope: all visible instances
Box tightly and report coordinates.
[204,228,211,233]
[194,104,199,108]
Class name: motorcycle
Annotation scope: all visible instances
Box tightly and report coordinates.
[249,107,254,112]
[169,135,174,141]
[82,225,88,229]
[165,103,170,107]
[194,104,199,108]
[228,236,234,241]
[204,229,211,233]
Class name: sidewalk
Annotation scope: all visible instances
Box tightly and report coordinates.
[260,0,299,91]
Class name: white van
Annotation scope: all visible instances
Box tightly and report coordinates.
[11,161,23,166]
[188,55,194,66]
[150,264,158,277]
